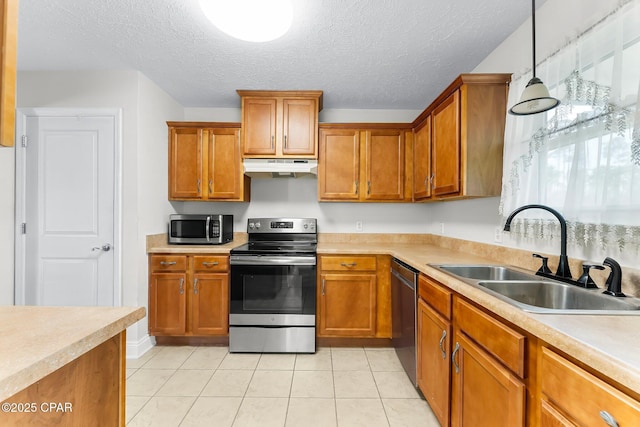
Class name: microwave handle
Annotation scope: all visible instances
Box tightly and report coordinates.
[205,216,211,242]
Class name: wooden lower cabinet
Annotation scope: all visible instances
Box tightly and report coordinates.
[450,330,526,427]
[317,255,391,338]
[149,254,228,337]
[540,347,640,426]
[417,297,451,427]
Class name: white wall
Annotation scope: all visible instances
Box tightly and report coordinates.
[0,146,15,305]
[428,0,637,266]
[13,70,183,352]
[181,107,429,234]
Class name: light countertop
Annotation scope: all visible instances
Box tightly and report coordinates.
[0,306,145,402]
[147,235,640,396]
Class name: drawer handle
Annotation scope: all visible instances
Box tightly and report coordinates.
[160,261,177,266]
[179,278,184,295]
[340,262,357,267]
[439,330,447,359]
[452,342,460,374]
[202,261,220,267]
[193,278,199,295]
[322,278,326,296]
[599,411,619,427]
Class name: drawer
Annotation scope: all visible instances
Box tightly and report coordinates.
[418,274,452,320]
[321,255,377,271]
[193,255,229,272]
[150,255,187,272]
[541,347,640,426]
[454,297,525,378]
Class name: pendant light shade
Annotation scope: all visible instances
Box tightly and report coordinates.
[509,0,560,115]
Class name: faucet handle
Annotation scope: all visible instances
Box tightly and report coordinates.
[602,257,626,297]
[576,263,605,289]
[532,253,552,274]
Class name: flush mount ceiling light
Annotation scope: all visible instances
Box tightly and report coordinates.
[509,0,560,115]
[198,0,293,42]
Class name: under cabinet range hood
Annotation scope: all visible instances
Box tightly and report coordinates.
[243,158,318,178]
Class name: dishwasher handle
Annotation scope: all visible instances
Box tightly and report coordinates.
[391,269,416,290]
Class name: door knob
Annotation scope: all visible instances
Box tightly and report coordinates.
[92,244,112,252]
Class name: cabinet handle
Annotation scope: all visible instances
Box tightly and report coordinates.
[208,179,213,194]
[197,179,201,194]
[284,135,287,149]
[452,342,460,374]
[271,135,275,149]
[355,180,359,195]
[179,278,184,295]
[193,278,198,295]
[424,176,429,191]
[340,262,357,267]
[439,330,447,359]
[160,261,177,266]
[322,278,326,296]
[202,261,219,267]
[367,181,371,195]
[430,174,434,188]
[599,411,619,427]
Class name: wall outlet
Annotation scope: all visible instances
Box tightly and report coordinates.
[494,226,503,243]
[355,220,363,232]
[439,222,445,235]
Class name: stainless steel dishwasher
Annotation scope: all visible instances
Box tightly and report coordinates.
[391,258,419,386]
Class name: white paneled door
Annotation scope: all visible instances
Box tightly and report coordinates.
[16,110,120,306]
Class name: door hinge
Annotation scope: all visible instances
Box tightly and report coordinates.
[21,223,26,234]
[21,135,27,148]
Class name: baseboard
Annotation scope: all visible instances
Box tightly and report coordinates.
[126,334,155,359]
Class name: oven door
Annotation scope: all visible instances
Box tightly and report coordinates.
[230,255,316,326]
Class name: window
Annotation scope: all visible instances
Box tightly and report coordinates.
[500,0,640,251]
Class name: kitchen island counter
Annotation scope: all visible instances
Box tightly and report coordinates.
[0,305,145,426]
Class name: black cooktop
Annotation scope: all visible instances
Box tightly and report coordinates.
[230,241,317,255]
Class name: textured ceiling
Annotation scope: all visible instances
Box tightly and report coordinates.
[17,0,541,110]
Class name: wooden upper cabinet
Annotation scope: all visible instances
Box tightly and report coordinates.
[432,90,461,197]
[238,90,323,158]
[169,127,203,199]
[365,129,405,200]
[318,128,360,200]
[242,98,277,155]
[0,0,18,147]
[413,116,432,200]
[208,127,243,199]
[318,125,411,202]
[411,73,511,201]
[167,122,249,202]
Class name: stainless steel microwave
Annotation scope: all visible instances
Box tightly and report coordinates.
[168,214,233,245]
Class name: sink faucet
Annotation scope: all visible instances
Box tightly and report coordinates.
[602,257,626,297]
[503,204,572,279]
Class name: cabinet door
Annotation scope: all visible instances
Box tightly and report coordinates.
[432,90,461,197]
[451,331,525,427]
[243,98,277,155]
[149,273,187,335]
[318,128,360,200]
[365,130,405,200]
[207,128,242,199]
[413,117,432,200]
[282,98,317,156]
[191,273,229,336]
[169,127,203,199]
[417,298,451,427]
[318,273,376,337]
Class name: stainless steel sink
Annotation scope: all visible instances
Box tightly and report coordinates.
[429,263,640,315]
[478,280,640,314]
[432,264,539,282]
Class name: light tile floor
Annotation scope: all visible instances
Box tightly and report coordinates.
[126,346,441,427]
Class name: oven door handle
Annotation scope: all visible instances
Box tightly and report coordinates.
[230,255,316,266]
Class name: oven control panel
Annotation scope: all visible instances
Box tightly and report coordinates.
[247,218,316,234]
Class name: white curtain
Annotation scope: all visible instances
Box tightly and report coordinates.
[500,0,640,253]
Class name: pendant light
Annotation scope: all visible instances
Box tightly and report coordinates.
[509,0,560,115]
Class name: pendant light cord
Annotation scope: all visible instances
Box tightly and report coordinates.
[531,0,537,78]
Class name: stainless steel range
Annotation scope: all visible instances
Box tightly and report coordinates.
[229,218,317,353]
